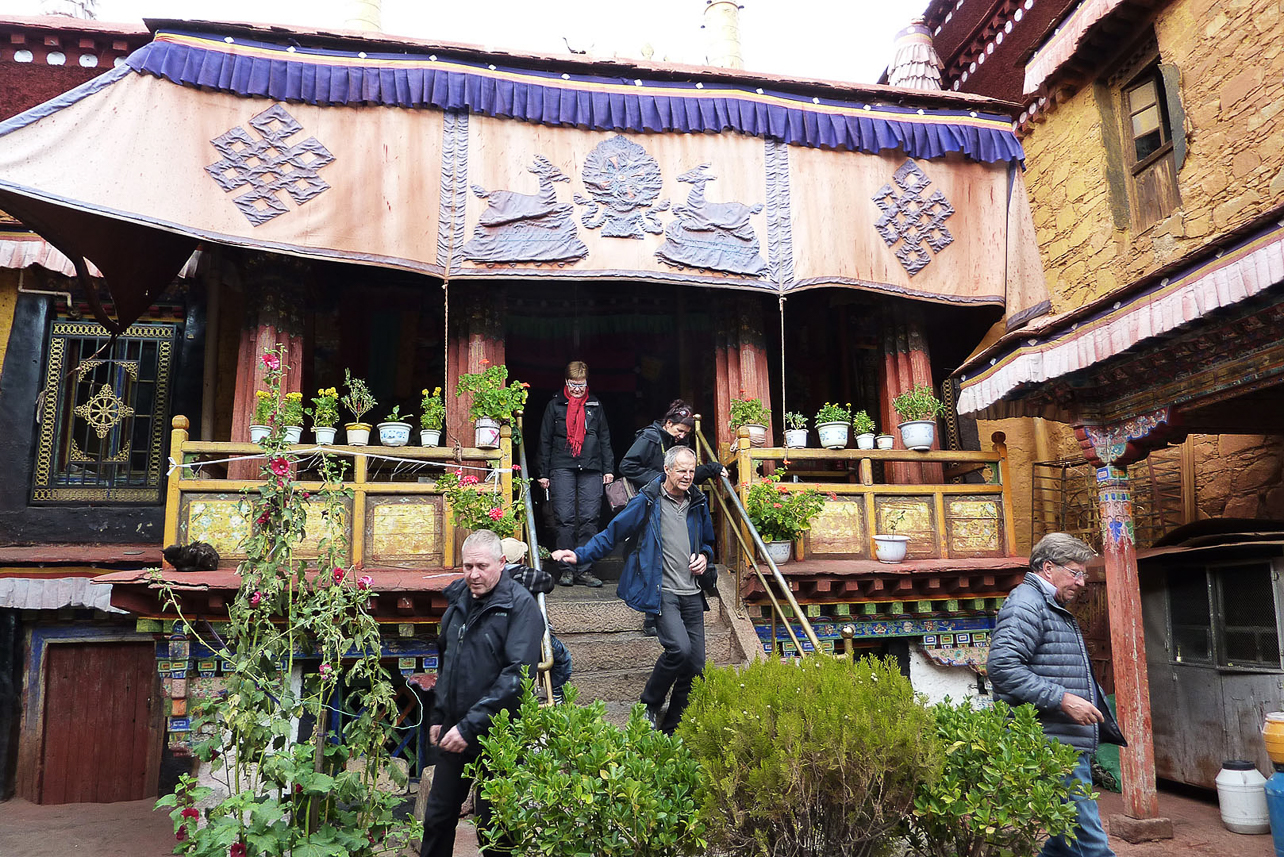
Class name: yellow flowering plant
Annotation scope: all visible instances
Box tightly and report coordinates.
[310,387,340,427]
[281,391,305,427]
[420,387,445,431]
[252,389,275,425]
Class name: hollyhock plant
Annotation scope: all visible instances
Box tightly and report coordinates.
[357,575,373,590]
[333,567,345,584]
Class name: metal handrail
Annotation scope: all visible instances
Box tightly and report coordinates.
[690,425,827,657]
[514,412,557,704]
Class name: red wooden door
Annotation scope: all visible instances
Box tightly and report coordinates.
[38,641,161,804]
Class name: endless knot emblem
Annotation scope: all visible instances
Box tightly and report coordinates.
[75,383,134,439]
[205,104,336,227]
[872,160,955,277]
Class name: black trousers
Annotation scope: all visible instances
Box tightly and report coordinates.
[550,469,601,577]
[419,748,493,857]
[640,590,706,733]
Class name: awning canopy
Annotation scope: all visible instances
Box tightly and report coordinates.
[0,22,1050,332]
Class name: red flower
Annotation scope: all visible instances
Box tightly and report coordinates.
[256,511,270,525]
[461,475,479,486]
[230,844,247,857]
[181,807,199,820]
[487,506,504,521]
[772,502,783,508]
[828,492,839,501]
[520,381,530,388]
[319,663,332,680]
[294,783,303,794]
[452,468,464,477]
[512,464,521,472]
[176,827,188,842]
[479,358,490,366]
[269,457,289,477]
[261,353,280,371]
[357,575,373,590]
[333,567,345,584]
[776,484,789,493]
[250,591,262,606]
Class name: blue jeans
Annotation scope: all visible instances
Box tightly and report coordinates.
[1040,751,1116,857]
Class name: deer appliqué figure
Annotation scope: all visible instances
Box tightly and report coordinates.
[656,163,766,276]
[463,156,588,264]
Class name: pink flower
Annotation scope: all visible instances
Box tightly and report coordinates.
[231,844,247,857]
[250,591,262,606]
[772,502,783,508]
[828,492,839,501]
[452,468,464,477]
[487,506,504,521]
[181,807,199,820]
[269,458,289,477]
[256,511,270,525]
[262,353,280,371]
[357,575,373,590]
[176,827,188,842]
[333,567,345,584]
[512,464,521,472]
[776,484,789,493]
[319,663,332,679]
[461,475,479,486]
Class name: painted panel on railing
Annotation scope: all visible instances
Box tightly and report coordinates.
[180,493,350,562]
[875,497,937,559]
[806,498,868,557]
[365,497,445,568]
[945,498,1003,557]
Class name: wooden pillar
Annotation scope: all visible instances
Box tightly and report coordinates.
[715,296,774,454]
[445,284,505,447]
[879,303,943,484]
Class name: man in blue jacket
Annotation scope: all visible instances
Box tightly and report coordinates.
[552,445,716,733]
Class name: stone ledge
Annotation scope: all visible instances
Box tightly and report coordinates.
[1108,814,1173,843]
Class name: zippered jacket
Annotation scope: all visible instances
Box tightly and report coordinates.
[536,393,614,476]
[431,571,543,746]
[620,421,723,490]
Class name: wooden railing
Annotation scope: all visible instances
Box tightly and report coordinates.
[162,416,512,569]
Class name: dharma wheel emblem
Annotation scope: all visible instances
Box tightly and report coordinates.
[75,383,134,438]
[872,159,955,277]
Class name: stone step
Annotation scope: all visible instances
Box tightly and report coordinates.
[567,652,741,704]
[545,592,729,634]
[561,628,736,672]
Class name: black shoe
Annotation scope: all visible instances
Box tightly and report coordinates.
[576,572,603,588]
[558,570,575,587]
[641,615,658,637]
[552,686,565,705]
[644,704,662,729]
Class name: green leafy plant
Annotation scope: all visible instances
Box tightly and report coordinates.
[383,405,410,423]
[880,508,909,535]
[281,391,305,427]
[783,411,808,431]
[472,682,707,857]
[815,401,853,424]
[438,468,525,538]
[743,471,826,542]
[681,655,942,857]
[729,395,771,429]
[892,384,945,422]
[905,699,1089,857]
[456,361,529,423]
[852,409,876,435]
[420,387,445,431]
[252,390,275,426]
[341,369,377,424]
[153,346,418,857]
[310,386,340,428]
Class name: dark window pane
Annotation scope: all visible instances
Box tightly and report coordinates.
[1216,564,1279,668]
[1169,570,1211,625]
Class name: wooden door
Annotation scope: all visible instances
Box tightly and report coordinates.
[37,641,161,804]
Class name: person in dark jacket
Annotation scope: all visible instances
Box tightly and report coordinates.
[553,446,716,734]
[420,530,543,857]
[536,361,615,588]
[987,533,1124,857]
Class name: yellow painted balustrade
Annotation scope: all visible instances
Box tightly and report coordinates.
[162,416,512,569]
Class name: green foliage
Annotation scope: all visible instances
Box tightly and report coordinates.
[881,508,908,535]
[281,392,305,427]
[419,387,446,430]
[815,401,853,424]
[729,396,771,430]
[341,369,377,423]
[456,362,529,423]
[783,411,808,431]
[892,384,944,422]
[681,655,942,857]
[438,468,525,538]
[383,405,410,423]
[905,699,1088,857]
[310,387,340,428]
[743,471,826,542]
[852,409,877,435]
[472,682,707,857]
[253,390,275,426]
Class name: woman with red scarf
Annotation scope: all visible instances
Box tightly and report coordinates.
[536,361,615,587]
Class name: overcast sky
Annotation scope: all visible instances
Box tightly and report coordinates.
[0,0,932,83]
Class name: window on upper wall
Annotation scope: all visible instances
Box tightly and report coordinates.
[1167,562,1282,671]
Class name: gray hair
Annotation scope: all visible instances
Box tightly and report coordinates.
[462,529,505,563]
[663,445,697,470]
[1029,532,1095,574]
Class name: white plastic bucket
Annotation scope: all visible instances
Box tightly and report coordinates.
[1216,760,1270,834]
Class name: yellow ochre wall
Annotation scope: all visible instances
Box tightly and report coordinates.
[0,269,18,374]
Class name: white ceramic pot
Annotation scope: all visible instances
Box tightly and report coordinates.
[475,417,501,449]
[313,426,337,445]
[763,540,793,565]
[249,424,271,443]
[873,534,910,563]
[283,425,303,445]
[855,433,875,450]
[875,434,895,450]
[378,421,413,447]
[898,420,937,452]
[420,428,442,447]
[743,423,768,448]
[784,429,808,449]
[816,421,850,450]
[345,422,372,447]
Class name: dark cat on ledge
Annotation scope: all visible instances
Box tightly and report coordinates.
[163,541,220,571]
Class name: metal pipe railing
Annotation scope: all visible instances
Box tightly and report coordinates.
[515,411,556,704]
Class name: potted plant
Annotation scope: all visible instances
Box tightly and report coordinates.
[893,383,945,451]
[280,391,305,444]
[874,508,910,563]
[783,411,808,449]
[420,386,445,447]
[250,389,274,442]
[744,472,826,565]
[438,468,524,539]
[310,386,340,444]
[814,402,852,450]
[729,395,771,448]
[341,369,377,446]
[456,361,529,449]
[852,409,876,450]
[377,405,413,447]
[875,431,896,449]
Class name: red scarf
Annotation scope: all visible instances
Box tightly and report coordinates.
[564,385,588,457]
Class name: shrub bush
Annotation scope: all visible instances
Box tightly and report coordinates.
[680,655,941,857]
[905,698,1088,857]
[472,683,706,857]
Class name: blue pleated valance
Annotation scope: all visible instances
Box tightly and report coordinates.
[127,30,1025,165]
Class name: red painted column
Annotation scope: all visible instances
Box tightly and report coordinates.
[879,304,942,484]
[445,284,505,447]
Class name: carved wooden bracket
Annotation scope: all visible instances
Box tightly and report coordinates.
[1074,406,1183,468]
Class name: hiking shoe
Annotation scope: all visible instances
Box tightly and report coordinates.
[644,705,662,729]
[576,572,603,588]
[558,570,575,587]
[552,686,566,705]
[642,615,658,637]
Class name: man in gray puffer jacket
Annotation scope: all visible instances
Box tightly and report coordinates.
[988,532,1124,857]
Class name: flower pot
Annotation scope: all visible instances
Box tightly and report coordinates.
[762,540,793,565]
[420,428,442,447]
[474,417,501,449]
[784,428,808,449]
[378,421,413,447]
[855,432,875,450]
[283,425,303,445]
[313,426,337,445]
[743,423,768,448]
[249,424,271,443]
[816,421,850,450]
[875,434,895,450]
[898,420,937,452]
[345,422,372,446]
[873,534,910,563]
